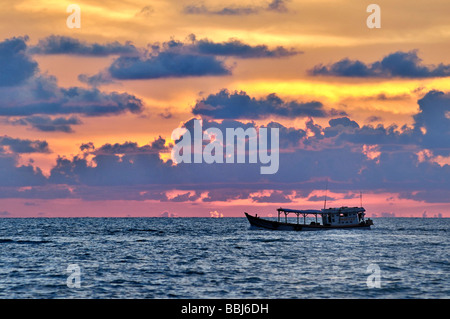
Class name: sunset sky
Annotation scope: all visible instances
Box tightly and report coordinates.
[1,0,449,217]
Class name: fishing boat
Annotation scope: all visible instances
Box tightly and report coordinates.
[244,206,373,231]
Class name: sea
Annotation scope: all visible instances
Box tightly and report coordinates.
[0,217,448,299]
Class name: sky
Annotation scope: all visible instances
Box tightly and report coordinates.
[0,0,449,217]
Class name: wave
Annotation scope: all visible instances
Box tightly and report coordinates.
[127,228,164,234]
[0,238,51,244]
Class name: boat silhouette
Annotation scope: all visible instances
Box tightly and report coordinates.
[245,206,373,231]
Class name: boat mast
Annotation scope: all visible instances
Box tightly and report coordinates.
[360,191,363,208]
[323,178,328,210]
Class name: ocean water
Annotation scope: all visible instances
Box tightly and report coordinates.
[0,217,448,299]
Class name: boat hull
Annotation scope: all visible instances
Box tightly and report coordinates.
[245,213,371,231]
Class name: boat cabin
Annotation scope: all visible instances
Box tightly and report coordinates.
[276,206,367,227]
[321,207,366,226]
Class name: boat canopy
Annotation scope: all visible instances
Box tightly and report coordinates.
[275,206,366,225]
[277,206,365,216]
[277,208,322,214]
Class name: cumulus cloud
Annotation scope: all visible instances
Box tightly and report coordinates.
[251,190,293,203]
[30,104,447,203]
[191,37,300,59]
[0,36,144,134]
[308,195,336,202]
[48,138,173,187]
[94,137,169,155]
[0,36,38,86]
[108,52,230,80]
[414,90,450,156]
[0,136,50,153]
[0,76,143,117]
[78,72,115,87]
[0,157,47,188]
[7,115,82,133]
[0,35,448,207]
[80,34,299,83]
[0,115,447,204]
[310,50,450,78]
[267,0,289,13]
[192,89,325,119]
[29,35,140,57]
[202,189,252,202]
[0,135,50,189]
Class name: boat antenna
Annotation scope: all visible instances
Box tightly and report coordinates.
[324,178,328,210]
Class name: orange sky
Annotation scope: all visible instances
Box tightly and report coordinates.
[0,1,449,217]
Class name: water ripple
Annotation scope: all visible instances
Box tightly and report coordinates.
[0,217,448,298]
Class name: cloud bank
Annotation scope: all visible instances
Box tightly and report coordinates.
[310,50,450,78]
[76,34,299,84]
[29,35,140,57]
[0,36,144,133]
[192,89,326,119]
[1,91,448,204]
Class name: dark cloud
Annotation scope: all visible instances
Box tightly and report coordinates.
[251,190,292,203]
[169,192,201,202]
[414,90,450,156]
[94,137,168,155]
[30,34,299,61]
[366,116,382,123]
[108,52,231,80]
[317,116,419,148]
[48,138,173,187]
[29,35,140,57]
[184,0,289,15]
[193,37,300,58]
[192,89,325,119]
[267,0,289,13]
[265,121,306,149]
[0,114,446,204]
[78,72,115,87]
[184,4,258,15]
[308,195,336,202]
[0,185,72,198]
[399,189,450,204]
[0,36,144,123]
[202,189,252,202]
[0,136,50,153]
[163,34,299,59]
[0,36,38,86]
[328,117,359,129]
[0,136,50,189]
[310,50,450,78]
[7,115,82,133]
[0,157,47,187]
[0,75,144,116]
[80,34,299,83]
[135,6,154,18]
[0,89,449,204]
